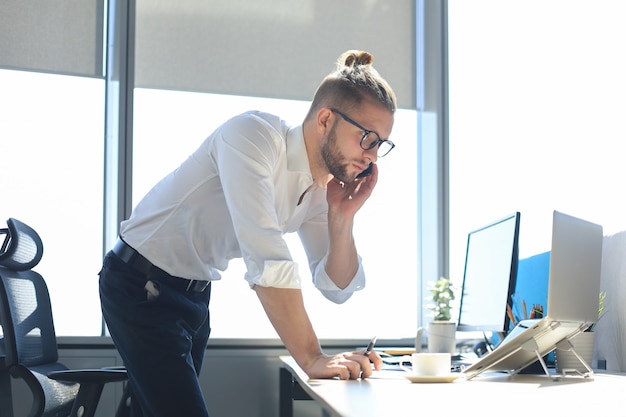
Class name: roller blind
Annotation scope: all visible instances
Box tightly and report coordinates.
[0,0,104,77]
[135,0,415,108]
[0,0,415,107]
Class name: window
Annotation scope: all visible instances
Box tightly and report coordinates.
[448,1,626,284]
[131,0,419,340]
[0,69,105,335]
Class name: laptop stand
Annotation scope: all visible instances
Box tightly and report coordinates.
[520,338,594,381]
[553,339,594,379]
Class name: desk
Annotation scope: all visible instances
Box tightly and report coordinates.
[279,356,626,417]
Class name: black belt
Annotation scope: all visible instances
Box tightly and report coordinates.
[112,238,210,293]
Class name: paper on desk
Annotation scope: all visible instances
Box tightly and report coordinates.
[368,370,409,379]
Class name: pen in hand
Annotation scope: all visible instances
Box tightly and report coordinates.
[364,336,377,357]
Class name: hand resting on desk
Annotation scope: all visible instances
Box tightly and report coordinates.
[308,350,383,380]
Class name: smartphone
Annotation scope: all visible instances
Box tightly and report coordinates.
[356,163,373,178]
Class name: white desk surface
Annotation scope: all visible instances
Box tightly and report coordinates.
[280,356,626,417]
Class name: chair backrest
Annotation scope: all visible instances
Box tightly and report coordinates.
[0,218,58,370]
[0,217,44,271]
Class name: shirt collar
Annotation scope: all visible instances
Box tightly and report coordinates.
[286,124,311,176]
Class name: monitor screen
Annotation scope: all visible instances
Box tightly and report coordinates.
[456,212,521,333]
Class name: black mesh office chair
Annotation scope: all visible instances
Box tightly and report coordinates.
[0,218,129,417]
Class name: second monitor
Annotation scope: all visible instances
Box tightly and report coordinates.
[456,212,521,337]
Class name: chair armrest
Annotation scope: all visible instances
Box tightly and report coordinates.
[48,368,128,384]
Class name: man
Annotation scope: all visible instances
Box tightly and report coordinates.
[99,49,397,416]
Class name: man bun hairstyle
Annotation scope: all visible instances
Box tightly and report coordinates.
[341,50,374,68]
[306,50,397,119]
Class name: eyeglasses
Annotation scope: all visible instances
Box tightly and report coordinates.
[330,108,395,157]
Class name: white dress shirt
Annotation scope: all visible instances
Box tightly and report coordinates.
[120,111,365,303]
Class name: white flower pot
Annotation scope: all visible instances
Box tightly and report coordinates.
[427,321,457,354]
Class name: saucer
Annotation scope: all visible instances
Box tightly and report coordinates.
[404,374,462,383]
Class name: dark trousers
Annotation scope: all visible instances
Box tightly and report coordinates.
[99,251,212,417]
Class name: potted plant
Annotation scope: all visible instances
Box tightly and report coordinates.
[426,277,457,354]
[429,277,456,321]
[587,291,607,332]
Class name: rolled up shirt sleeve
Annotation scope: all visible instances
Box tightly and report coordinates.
[254,260,301,288]
[310,254,366,304]
[213,114,298,289]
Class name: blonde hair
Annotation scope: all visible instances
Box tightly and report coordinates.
[306,50,397,120]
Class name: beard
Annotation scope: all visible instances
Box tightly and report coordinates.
[321,124,351,183]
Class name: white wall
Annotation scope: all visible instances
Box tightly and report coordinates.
[594,231,626,372]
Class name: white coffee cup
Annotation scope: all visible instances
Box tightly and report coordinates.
[400,352,451,376]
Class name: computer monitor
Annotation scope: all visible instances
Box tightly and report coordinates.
[456,212,521,335]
